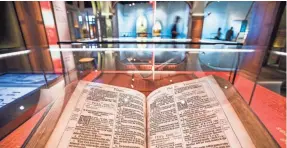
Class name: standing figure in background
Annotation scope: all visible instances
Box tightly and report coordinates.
[225,27,234,41]
[171,16,181,39]
[215,27,222,40]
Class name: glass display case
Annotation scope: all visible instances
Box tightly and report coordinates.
[0,40,285,148]
[0,48,62,140]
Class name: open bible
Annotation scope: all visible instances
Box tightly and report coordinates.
[45,76,255,148]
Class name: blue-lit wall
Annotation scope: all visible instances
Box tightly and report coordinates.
[117,3,153,37]
[116,2,190,38]
[202,1,252,40]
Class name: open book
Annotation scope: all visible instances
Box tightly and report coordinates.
[46,76,255,148]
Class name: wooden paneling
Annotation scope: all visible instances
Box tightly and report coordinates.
[190,16,204,48]
[14,1,53,72]
[241,1,281,75]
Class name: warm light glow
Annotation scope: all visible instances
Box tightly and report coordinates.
[131,84,134,88]
[132,78,135,81]
[224,86,228,89]
[170,79,173,82]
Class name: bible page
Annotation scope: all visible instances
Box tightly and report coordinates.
[46,81,146,148]
[147,76,254,148]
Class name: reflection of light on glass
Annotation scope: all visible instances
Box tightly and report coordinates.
[49,48,255,53]
[19,106,25,110]
[0,50,31,60]
[181,100,185,104]
[41,10,55,27]
[271,51,287,56]
[89,16,95,23]
[78,16,82,22]
[103,38,192,42]
[258,81,283,84]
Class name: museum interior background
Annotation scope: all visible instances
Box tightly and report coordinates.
[0,1,285,148]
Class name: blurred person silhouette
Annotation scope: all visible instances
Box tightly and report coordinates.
[225,27,234,41]
[171,16,181,39]
[215,27,222,40]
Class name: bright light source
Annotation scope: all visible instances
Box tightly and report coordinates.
[129,4,132,6]
[19,106,25,110]
[0,50,30,60]
[95,70,98,72]
[181,100,185,104]
[132,78,135,81]
[132,3,135,5]
[272,51,287,56]
[78,16,82,22]
[131,84,134,88]
[224,86,228,89]
[170,79,173,82]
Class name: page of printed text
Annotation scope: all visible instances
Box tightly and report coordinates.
[46,81,147,148]
[147,76,254,148]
